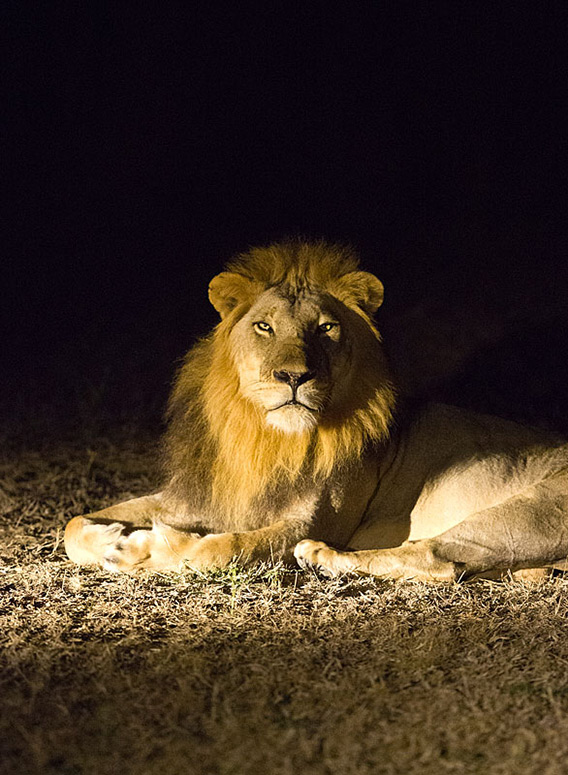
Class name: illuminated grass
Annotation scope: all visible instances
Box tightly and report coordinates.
[3,433,568,774]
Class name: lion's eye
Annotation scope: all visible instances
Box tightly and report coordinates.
[319,322,339,334]
[253,321,274,335]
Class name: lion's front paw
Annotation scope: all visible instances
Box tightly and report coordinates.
[102,529,153,573]
[65,517,131,567]
[294,539,340,577]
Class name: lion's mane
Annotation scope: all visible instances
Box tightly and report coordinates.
[163,240,396,532]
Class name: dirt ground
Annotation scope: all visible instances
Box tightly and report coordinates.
[3,422,568,775]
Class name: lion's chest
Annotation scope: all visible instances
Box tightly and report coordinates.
[311,457,381,547]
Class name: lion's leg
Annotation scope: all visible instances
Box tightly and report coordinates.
[178,520,307,572]
[64,493,200,571]
[67,493,307,573]
[294,539,458,581]
[294,541,556,582]
[101,519,306,573]
[296,472,568,581]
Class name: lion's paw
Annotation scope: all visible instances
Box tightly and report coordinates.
[102,529,152,573]
[294,539,340,577]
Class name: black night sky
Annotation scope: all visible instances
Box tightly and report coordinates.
[4,3,568,431]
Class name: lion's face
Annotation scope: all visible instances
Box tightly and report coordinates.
[206,249,389,437]
[228,287,355,433]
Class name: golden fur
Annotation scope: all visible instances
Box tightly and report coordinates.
[65,240,568,580]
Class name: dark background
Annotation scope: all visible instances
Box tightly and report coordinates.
[4,3,568,433]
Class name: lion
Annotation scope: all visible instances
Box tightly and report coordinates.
[64,239,568,581]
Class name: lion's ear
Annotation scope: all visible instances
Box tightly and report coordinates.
[208,272,260,318]
[330,271,384,316]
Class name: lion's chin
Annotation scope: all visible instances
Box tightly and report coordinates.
[265,404,319,434]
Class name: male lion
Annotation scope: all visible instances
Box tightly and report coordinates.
[65,240,568,580]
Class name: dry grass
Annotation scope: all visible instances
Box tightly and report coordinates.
[3,428,568,774]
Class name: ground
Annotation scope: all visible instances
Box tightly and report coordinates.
[3,422,568,774]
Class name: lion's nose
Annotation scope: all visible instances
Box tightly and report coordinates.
[273,370,316,388]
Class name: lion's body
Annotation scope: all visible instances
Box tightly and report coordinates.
[64,241,568,580]
[350,404,566,548]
